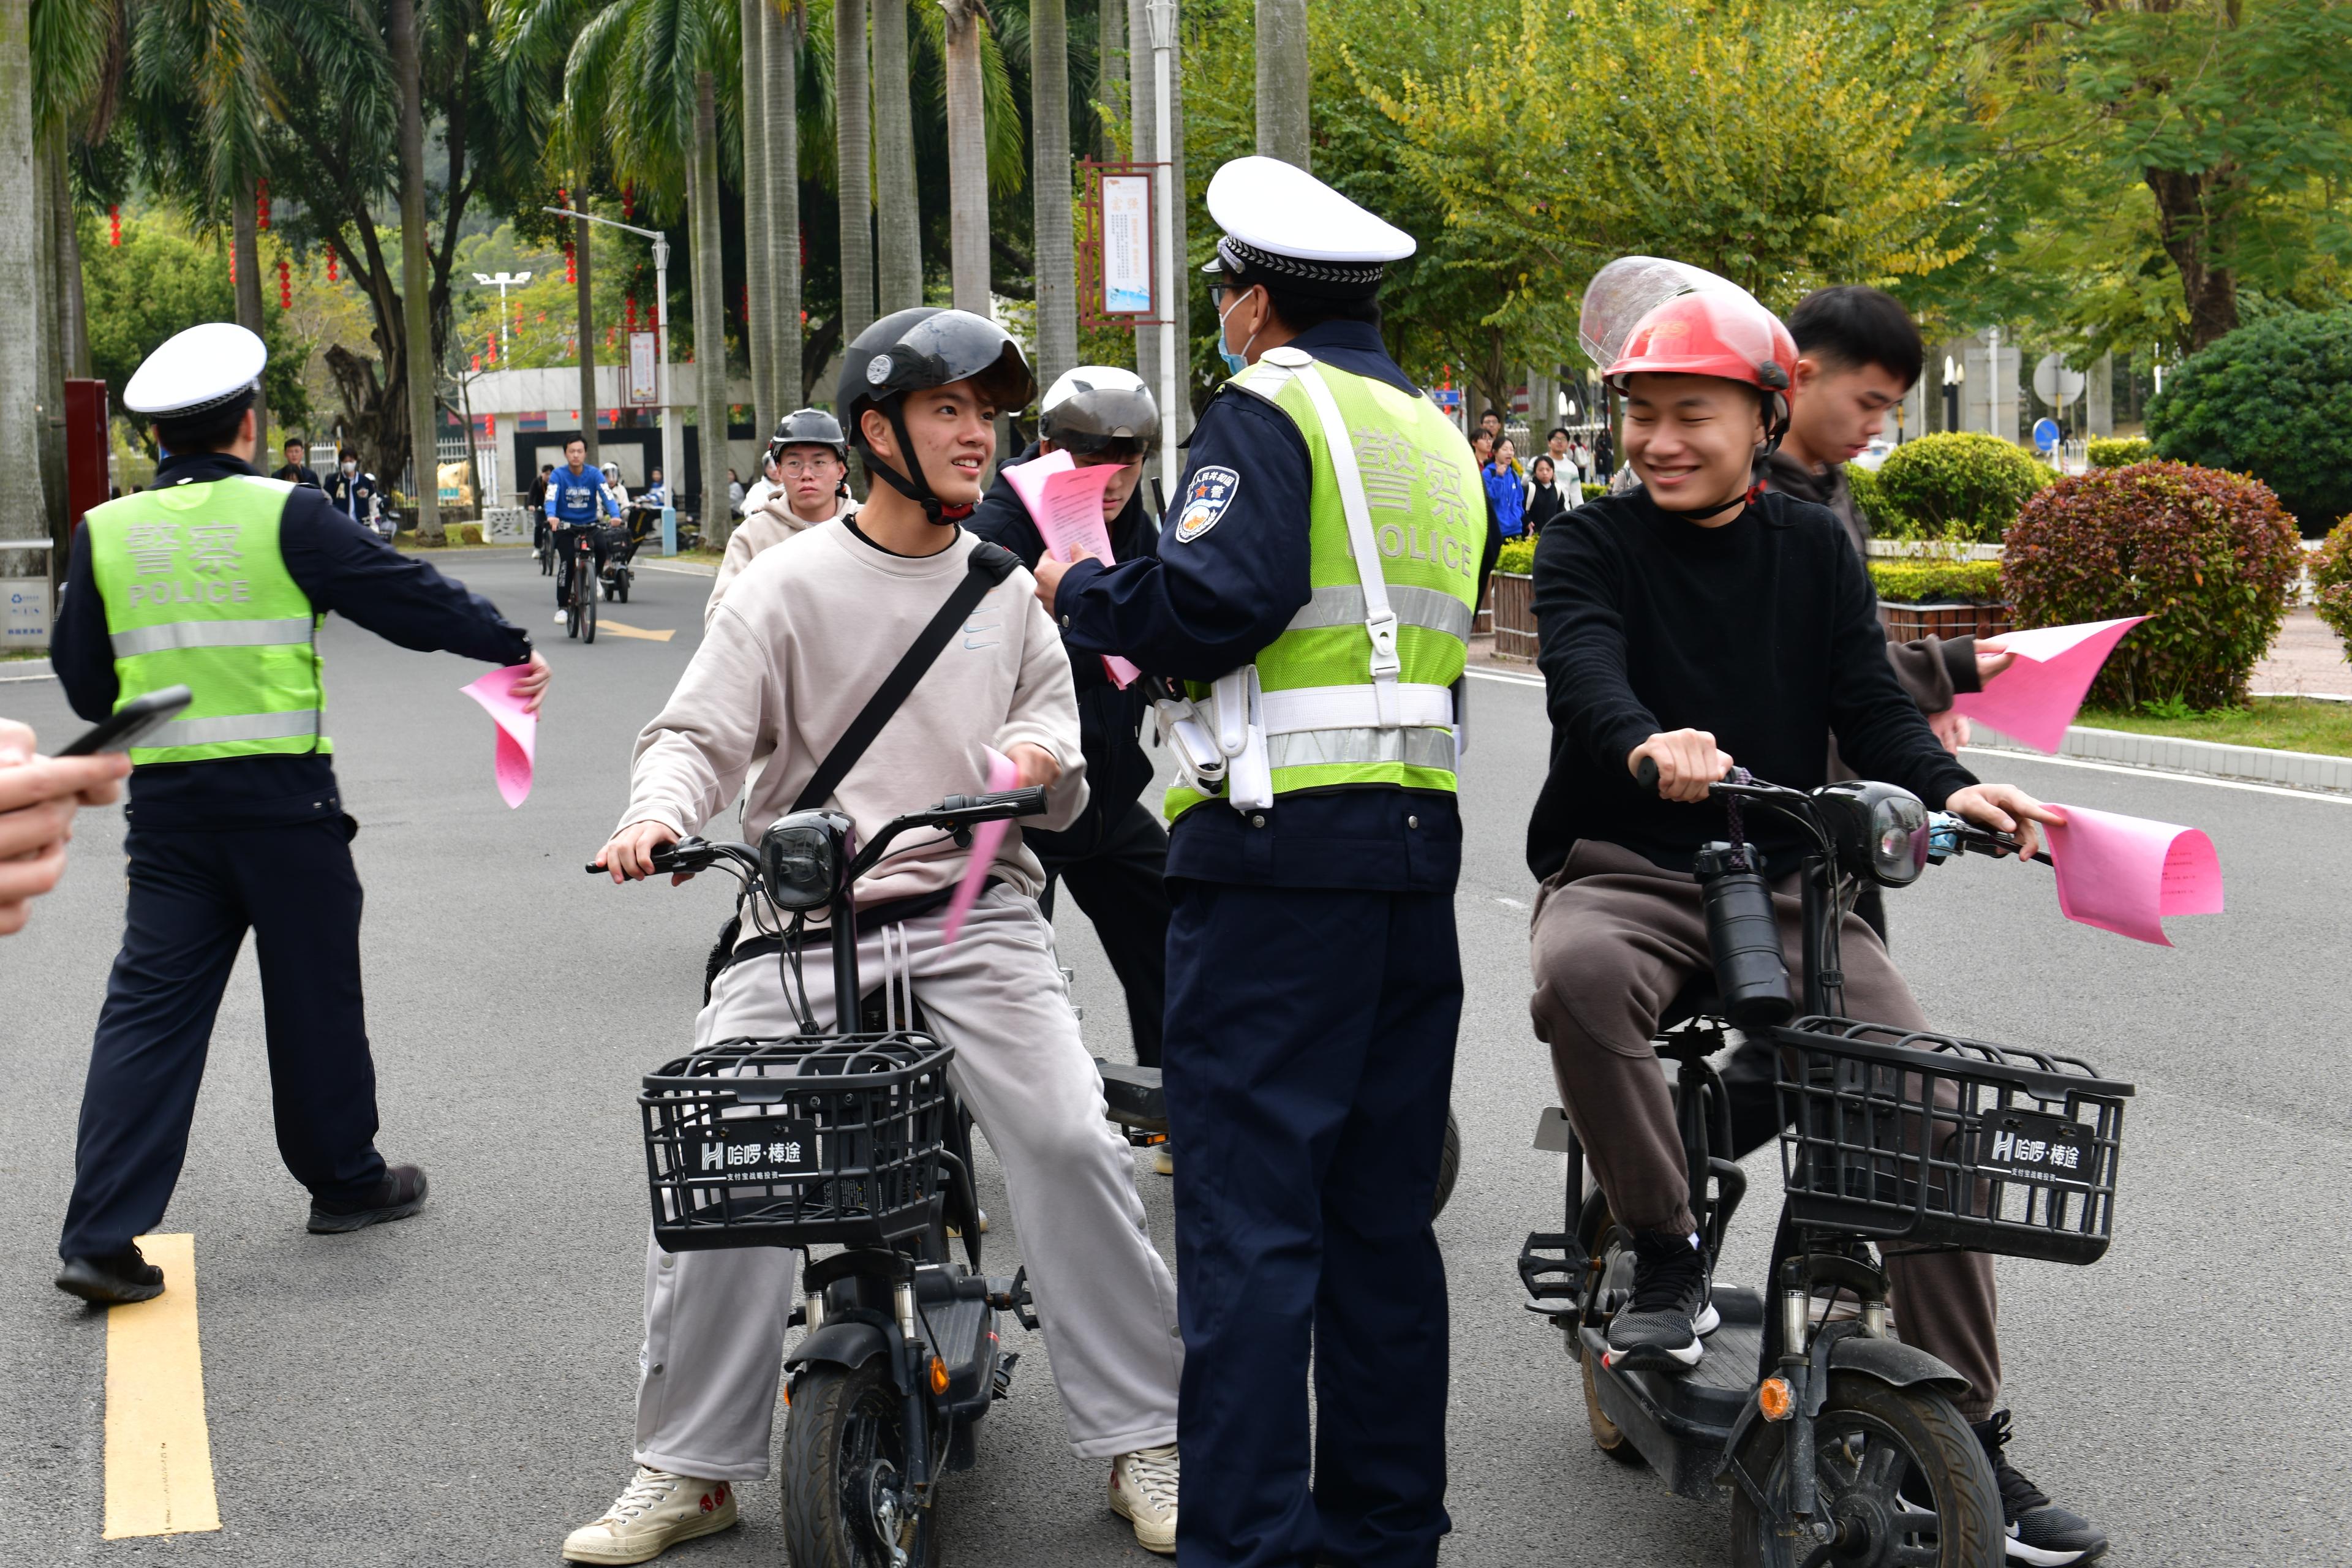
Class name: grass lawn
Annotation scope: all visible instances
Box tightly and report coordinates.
[2078,697,2352,758]
[1,647,48,661]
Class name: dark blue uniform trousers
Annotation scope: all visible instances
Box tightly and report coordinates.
[59,819,387,1259]
[1163,880,1460,1568]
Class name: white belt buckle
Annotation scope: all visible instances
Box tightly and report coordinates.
[1364,606,1402,680]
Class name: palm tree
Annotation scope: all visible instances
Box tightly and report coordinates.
[1096,0,1123,160]
[1029,0,1074,384]
[941,0,988,315]
[766,0,803,407]
[31,0,123,383]
[872,0,921,314]
[690,67,731,534]
[0,5,45,556]
[739,0,775,435]
[1254,0,1306,170]
[836,0,874,345]
[388,0,440,537]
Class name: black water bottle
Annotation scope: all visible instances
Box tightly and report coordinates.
[1691,841,1793,1028]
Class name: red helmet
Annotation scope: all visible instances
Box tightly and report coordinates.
[1604,288,1796,396]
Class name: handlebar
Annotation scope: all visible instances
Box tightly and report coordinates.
[1629,755,2049,866]
[583,785,1052,883]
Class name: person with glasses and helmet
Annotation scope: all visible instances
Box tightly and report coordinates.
[968,366,1172,1109]
[706,408,861,622]
[546,434,621,625]
[1032,157,1499,1568]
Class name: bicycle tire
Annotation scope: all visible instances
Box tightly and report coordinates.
[1728,1371,1999,1568]
[780,1360,941,1568]
[582,569,597,643]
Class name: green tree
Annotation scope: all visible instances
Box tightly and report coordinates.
[81,213,309,434]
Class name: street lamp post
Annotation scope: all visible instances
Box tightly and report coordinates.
[1146,0,1178,491]
[470,270,532,364]
[544,208,674,505]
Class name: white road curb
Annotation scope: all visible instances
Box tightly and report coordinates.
[1969,724,2352,796]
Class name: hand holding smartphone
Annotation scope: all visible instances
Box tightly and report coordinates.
[55,685,194,756]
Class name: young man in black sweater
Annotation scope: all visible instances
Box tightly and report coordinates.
[1526,282,2106,1564]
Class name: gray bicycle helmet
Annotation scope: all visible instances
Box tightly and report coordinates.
[837,307,1036,523]
[1039,365,1159,458]
[767,407,848,468]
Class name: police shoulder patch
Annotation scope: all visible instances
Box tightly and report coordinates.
[1174,465,1242,543]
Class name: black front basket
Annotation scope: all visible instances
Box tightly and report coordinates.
[639,1031,953,1253]
[1771,1016,2133,1265]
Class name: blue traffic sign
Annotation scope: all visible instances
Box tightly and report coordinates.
[2032,417,2060,453]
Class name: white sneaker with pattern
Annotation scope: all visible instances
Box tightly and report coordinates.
[560,1466,738,1564]
[1109,1443,1178,1556]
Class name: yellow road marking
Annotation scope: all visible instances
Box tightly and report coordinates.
[102,1234,221,1539]
[597,619,676,642]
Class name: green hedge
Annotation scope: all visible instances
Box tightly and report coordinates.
[2147,309,2352,537]
[2087,437,2155,469]
[1845,463,1910,537]
[1872,432,2053,543]
[1868,558,2006,604]
[1496,537,1536,575]
[2314,516,2352,665]
[2003,461,2303,709]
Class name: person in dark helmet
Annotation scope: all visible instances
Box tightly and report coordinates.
[706,407,859,622]
[969,366,1170,1092]
[569,309,1185,1564]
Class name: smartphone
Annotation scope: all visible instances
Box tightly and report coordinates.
[55,686,195,756]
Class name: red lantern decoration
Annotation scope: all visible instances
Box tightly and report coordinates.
[278,258,292,308]
[621,184,634,221]
[606,325,616,347]
[625,295,638,331]
[564,238,575,286]
[228,250,235,284]
[108,206,121,246]
[326,250,338,282]
[257,178,271,232]
[470,353,481,371]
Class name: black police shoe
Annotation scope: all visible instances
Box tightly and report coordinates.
[56,1243,166,1305]
[1602,1229,1717,1372]
[307,1164,430,1234]
[1975,1411,2109,1565]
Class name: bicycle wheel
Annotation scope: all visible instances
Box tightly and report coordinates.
[581,566,597,643]
[565,560,581,640]
[1728,1372,1999,1568]
[780,1360,941,1568]
[1433,1107,1462,1219]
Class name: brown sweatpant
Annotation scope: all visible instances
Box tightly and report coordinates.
[1527,839,2002,1421]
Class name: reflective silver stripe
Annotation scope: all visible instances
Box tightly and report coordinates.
[1284,583,1474,642]
[1267,726,1458,773]
[146,709,322,749]
[110,617,314,658]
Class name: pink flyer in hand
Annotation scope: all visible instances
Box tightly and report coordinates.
[459,665,537,808]
[2045,803,2223,946]
[1949,616,2146,753]
[1002,451,1142,689]
[942,747,1020,944]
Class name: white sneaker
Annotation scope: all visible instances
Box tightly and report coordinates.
[1109,1443,1178,1556]
[1152,1144,1174,1177]
[561,1467,738,1564]
[554,609,570,625]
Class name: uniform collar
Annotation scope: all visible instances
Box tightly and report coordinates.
[1278,320,1419,397]
[155,451,257,486]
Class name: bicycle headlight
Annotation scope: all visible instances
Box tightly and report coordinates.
[1813,780,1929,888]
[760,812,854,911]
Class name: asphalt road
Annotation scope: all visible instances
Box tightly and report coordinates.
[4,545,2346,1566]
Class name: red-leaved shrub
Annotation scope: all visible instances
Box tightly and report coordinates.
[2313,516,2352,665]
[2002,461,2301,709]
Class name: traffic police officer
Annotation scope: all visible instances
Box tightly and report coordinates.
[1033,159,1500,1568]
[969,367,1170,1079]
[50,323,551,1305]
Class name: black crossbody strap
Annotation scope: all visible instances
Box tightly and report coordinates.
[791,539,1021,813]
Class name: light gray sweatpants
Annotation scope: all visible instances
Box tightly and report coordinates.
[632,885,1183,1480]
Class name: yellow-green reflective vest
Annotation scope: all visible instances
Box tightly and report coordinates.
[1165,350,1482,823]
[85,476,330,766]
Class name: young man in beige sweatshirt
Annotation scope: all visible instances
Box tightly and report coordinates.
[704,408,862,624]
[568,309,1182,1566]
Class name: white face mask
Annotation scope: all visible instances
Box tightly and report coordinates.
[342,462,357,475]
[1218,292,1261,376]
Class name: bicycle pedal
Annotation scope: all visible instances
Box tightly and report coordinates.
[991,1351,1020,1399]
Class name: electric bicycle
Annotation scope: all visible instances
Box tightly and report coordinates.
[1517,769,2135,1567]
[594,790,1052,1568]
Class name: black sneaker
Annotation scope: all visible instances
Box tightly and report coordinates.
[307,1164,429,1234]
[55,1243,165,1305]
[1602,1229,1717,1372]
[1975,1411,2109,1565]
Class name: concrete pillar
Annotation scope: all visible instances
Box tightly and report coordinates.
[1898,375,1928,445]
[1965,330,2020,442]
[2086,352,2114,437]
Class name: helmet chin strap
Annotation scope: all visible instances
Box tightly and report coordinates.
[857,400,970,526]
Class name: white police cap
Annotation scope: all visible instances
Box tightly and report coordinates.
[1201,156,1415,299]
[122,322,268,418]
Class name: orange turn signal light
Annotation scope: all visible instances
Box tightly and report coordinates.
[1758,1376,1795,1422]
[929,1355,951,1395]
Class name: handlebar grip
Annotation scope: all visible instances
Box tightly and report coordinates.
[1635,756,1660,791]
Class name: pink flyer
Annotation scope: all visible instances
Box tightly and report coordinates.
[1950,616,2146,753]
[1002,451,1142,688]
[2044,803,2223,946]
[459,665,538,809]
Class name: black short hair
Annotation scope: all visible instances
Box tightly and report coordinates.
[1547,427,1569,442]
[564,436,586,452]
[284,437,303,452]
[1787,285,1923,391]
[1236,266,1383,334]
[153,388,254,454]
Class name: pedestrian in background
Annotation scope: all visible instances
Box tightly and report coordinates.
[1485,435,1528,538]
[0,720,129,937]
[272,439,320,489]
[324,452,379,529]
[725,467,745,515]
[48,323,551,1307]
[1526,454,1570,535]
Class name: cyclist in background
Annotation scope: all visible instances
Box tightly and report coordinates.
[546,435,620,626]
